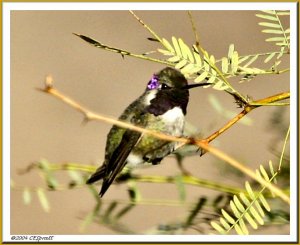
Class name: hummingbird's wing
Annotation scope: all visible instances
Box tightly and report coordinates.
[99,129,142,197]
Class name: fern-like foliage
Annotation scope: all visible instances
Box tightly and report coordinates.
[256,10,290,49]
[158,37,229,91]
[256,10,290,63]
[210,162,277,235]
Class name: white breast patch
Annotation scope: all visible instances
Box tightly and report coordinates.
[160,106,185,136]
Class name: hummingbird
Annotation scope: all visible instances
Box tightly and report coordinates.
[87,67,208,196]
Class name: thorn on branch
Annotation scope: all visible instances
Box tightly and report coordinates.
[225,90,249,109]
[81,117,90,126]
[45,75,54,89]
[147,37,159,42]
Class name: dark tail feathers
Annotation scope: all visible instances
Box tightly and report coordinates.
[86,165,106,184]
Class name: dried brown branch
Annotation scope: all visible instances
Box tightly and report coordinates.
[37,75,290,204]
[204,91,290,144]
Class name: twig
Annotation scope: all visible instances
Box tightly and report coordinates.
[278,126,290,171]
[187,11,247,104]
[129,11,164,47]
[205,92,290,143]
[73,33,173,67]
[37,76,290,204]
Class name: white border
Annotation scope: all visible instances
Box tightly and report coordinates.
[1,2,297,10]
[3,2,297,243]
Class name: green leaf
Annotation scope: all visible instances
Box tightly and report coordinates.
[220,217,231,230]
[79,210,96,232]
[264,52,276,63]
[239,192,251,206]
[213,80,228,91]
[245,181,255,200]
[211,221,226,234]
[158,48,172,56]
[244,212,258,229]
[162,38,174,53]
[23,187,31,205]
[178,38,194,63]
[221,209,235,224]
[276,42,288,46]
[234,223,244,235]
[115,204,135,220]
[249,206,264,225]
[259,195,271,211]
[276,11,290,16]
[238,55,250,65]
[209,55,215,64]
[187,65,202,74]
[243,55,258,68]
[233,195,245,212]
[256,14,277,21]
[221,57,229,73]
[269,160,277,184]
[265,37,285,42]
[185,198,206,227]
[231,51,239,74]
[37,188,50,212]
[227,44,235,59]
[195,71,208,82]
[39,159,58,189]
[193,51,202,65]
[127,181,141,203]
[255,169,264,183]
[174,175,186,202]
[104,201,118,220]
[230,200,241,218]
[203,57,210,72]
[262,29,284,34]
[68,169,83,184]
[167,56,181,62]
[172,36,181,56]
[261,10,276,15]
[259,165,270,182]
[239,218,249,235]
[277,49,285,59]
[180,63,196,75]
[259,22,281,28]
[207,75,217,84]
[175,59,187,69]
[254,200,265,217]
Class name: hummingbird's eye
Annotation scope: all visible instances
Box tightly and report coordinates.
[161,83,171,90]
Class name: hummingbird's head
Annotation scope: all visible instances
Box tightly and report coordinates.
[145,67,208,116]
[146,67,209,92]
[147,67,188,91]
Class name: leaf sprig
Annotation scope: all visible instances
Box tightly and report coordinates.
[210,162,278,235]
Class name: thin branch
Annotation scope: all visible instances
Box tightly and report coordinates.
[73,33,173,67]
[129,11,165,48]
[17,160,286,199]
[278,126,290,171]
[37,76,290,204]
[205,91,290,143]
[187,11,248,104]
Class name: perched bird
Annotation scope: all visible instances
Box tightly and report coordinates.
[87,67,208,196]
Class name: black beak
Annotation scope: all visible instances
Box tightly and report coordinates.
[183,83,211,90]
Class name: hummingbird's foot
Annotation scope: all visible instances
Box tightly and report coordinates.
[143,156,163,165]
[198,139,209,157]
